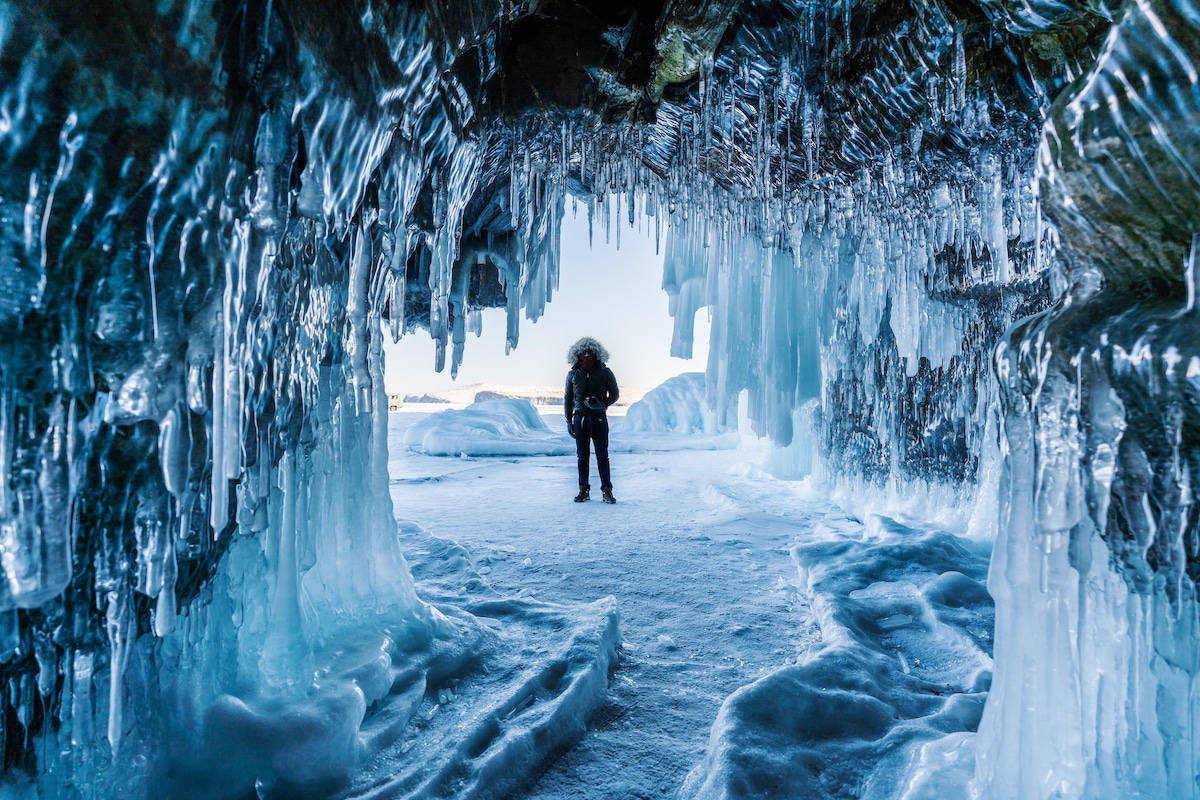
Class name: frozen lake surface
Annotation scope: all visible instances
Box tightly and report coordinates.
[387,405,994,799]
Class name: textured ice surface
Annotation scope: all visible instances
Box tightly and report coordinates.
[3,0,1200,796]
[339,555,619,800]
[681,515,993,800]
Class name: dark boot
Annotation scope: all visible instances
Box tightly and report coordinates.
[602,489,616,504]
[574,485,590,502]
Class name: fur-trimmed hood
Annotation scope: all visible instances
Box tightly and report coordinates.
[566,336,610,366]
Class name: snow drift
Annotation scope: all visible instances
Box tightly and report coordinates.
[403,399,573,457]
[623,373,724,435]
[682,515,993,800]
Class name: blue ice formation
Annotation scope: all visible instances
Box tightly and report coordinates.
[0,0,1198,797]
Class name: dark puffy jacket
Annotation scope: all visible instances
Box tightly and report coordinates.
[565,365,619,418]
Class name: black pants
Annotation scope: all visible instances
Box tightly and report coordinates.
[573,414,611,491]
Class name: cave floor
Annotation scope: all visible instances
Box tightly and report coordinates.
[387,410,844,797]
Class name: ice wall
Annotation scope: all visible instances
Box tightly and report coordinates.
[0,0,552,792]
[652,0,1092,487]
[977,0,1200,796]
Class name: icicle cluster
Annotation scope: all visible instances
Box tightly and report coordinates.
[0,0,545,791]
[491,0,1061,487]
[6,0,1191,795]
[978,0,1200,796]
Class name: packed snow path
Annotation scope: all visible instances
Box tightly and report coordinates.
[387,409,994,799]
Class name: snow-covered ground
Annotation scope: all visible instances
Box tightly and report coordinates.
[383,397,994,799]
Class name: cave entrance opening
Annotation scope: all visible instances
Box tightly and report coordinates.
[382,196,710,412]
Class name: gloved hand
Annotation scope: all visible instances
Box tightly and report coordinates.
[567,419,576,438]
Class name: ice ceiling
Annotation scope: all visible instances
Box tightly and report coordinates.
[1,0,1199,797]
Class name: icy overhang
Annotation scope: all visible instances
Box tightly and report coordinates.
[25,0,1200,796]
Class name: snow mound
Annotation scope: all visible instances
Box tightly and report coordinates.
[402,398,572,456]
[624,373,723,434]
[681,515,993,799]
[325,524,620,800]
[402,382,565,406]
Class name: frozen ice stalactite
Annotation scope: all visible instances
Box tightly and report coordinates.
[3,0,1195,795]
[656,155,1042,484]
[462,127,567,360]
[977,0,1200,796]
[496,0,1060,488]
[982,306,1200,799]
[0,0,527,794]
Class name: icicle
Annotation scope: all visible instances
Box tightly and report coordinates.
[347,227,373,414]
[616,193,622,249]
[134,484,170,600]
[70,650,93,747]
[843,0,852,55]
[560,120,567,180]
[158,404,189,498]
[953,25,967,113]
[260,450,307,683]
[155,532,177,637]
[1186,232,1198,313]
[33,629,55,696]
[105,588,134,752]
[33,400,72,605]
[210,313,227,535]
[33,112,83,309]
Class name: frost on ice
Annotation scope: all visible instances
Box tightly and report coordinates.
[1,0,1199,798]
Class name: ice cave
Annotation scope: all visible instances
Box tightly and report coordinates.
[1,0,1198,797]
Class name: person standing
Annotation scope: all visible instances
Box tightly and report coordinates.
[565,336,619,503]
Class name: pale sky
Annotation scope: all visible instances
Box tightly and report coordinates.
[383,201,711,395]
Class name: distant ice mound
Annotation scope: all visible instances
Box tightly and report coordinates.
[403,398,572,456]
[624,373,722,435]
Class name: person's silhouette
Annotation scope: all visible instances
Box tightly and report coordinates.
[564,337,620,503]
